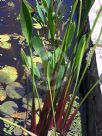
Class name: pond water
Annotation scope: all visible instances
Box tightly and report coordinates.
[0,1,29,135]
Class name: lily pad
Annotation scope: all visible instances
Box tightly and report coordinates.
[0,101,18,115]
[6,82,25,99]
[22,93,42,110]
[0,42,11,49]
[0,34,10,42]
[11,112,28,120]
[0,66,18,84]
[0,90,7,102]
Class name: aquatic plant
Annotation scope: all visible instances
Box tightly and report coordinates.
[0,0,102,136]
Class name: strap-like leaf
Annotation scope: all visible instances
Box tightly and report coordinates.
[31,36,48,74]
[74,35,86,80]
[31,36,48,61]
[20,0,32,44]
[48,3,54,41]
[36,0,45,24]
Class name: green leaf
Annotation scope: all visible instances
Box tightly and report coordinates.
[27,56,41,78]
[41,0,48,10]
[21,48,29,68]
[0,34,10,42]
[50,47,61,69]
[31,36,48,74]
[6,82,25,99]
[48,4,54,41]
[74,35,87,80]
[0,101,18,115]
[46,0,50,7]
[23,0,35,14]
[31,36,48,61]
[55,0,62,14]
[0,66,18,84]
[56,65,65,88]
[20,0,32,44]
[36,0,45,24]
[64,22,76,52]
[21,49,41,78]
[0,42,11,49]
[33,64,41,78]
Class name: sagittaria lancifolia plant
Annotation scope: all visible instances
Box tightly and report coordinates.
[0,0,102,136]
[20,0,102,136]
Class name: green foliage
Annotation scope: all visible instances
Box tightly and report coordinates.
[36,0,45,24]
[74,35,87,80]
[0,42,11,49]
[0,66,18,84]
[31,36,48,61]
[1,0,102,136]
[48,3,55,41]
[6,82,25,99]
[20,0,32,44]
[19,0,102,136]
[0,101,18,115]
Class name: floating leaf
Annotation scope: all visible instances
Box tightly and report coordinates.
[0,66,18,84]
[0,42,11,49]
[22,93,42,110]
[0,90,7,102]
[33,23,42,29]
[0,101,18,115]
[0,34,10,42]
[6,82,25,99]
[11,112,28,119]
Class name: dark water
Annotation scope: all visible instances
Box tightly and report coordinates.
[0,1,29,135]
[0,0,23,79]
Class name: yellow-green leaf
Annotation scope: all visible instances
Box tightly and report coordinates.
[0,34,10,42]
